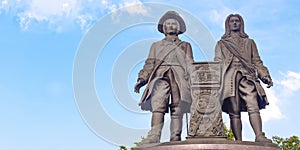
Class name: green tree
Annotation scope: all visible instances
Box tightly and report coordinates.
[132,136,146,148]
[119,145,128,150]
[119,137,146,150]
[272,135,300,150]
[223,123,234,140]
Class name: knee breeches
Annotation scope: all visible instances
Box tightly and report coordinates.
[228,73,260,117]
[150,70,181,115]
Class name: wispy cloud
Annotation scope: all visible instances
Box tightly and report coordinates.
[278,71,300,92]
[263,71,300,121]
[260,87,283,122]
[209,7,232,27]
[0,0,8,14]
[2,0,147,32]
[106,0,148,23]
[76,13,94,31]
[241,71,300,124]
[119,0,147,15]
[15,0,82,31]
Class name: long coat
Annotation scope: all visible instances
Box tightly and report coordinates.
[138,38,194,112]
[214,37,270,112]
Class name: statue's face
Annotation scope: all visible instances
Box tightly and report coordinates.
[163,18,180,35]
[229,16,241,32]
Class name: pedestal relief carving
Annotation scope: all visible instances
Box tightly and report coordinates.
[188,61,224,137]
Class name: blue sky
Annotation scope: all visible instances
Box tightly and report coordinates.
[1,0,300,149]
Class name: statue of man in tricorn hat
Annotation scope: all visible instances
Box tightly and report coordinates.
[214,14,273,142]
[134,11,194,144]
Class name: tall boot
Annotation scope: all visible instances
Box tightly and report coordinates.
[230,115,242,141]
[170,115,183,141]
[142,112,164,144]
[249,112,272,143]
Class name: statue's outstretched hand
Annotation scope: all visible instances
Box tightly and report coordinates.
[262,76,273,88]
[134,78,146,93]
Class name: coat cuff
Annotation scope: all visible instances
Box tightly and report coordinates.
[138,70,149,81]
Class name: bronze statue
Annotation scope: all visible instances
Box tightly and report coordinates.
[214,14,273,143]
[134,11,194,144]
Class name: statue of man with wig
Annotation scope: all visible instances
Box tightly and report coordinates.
[214,14,273,143]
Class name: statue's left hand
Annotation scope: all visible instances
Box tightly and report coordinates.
[262,76,273,88]
[134,78,146,93]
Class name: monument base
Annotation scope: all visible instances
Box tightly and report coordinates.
[135,138,280,150]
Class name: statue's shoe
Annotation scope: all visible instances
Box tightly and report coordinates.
[255,135,272,143]
[170,135,181,142]
[141,134,160,144]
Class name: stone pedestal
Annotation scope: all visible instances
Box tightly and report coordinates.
[188,62,224,137]
[135,138,280,150]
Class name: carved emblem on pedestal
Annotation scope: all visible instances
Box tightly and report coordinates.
[188,62,224,137]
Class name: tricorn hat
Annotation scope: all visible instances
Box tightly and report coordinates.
[158,11,186,34]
